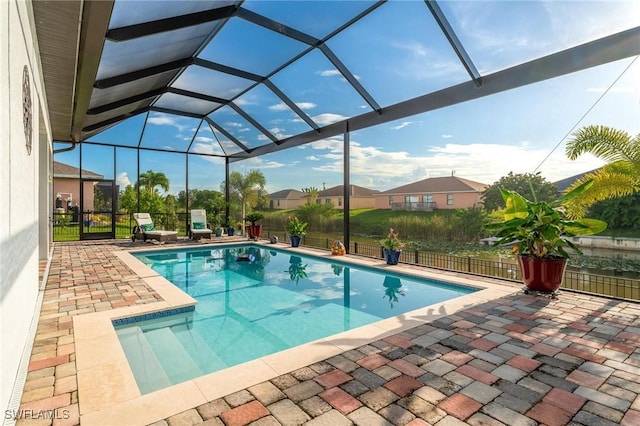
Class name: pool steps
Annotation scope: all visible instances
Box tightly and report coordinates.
[116,327,172,394]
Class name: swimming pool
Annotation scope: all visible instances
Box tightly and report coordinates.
[116,244,477,394]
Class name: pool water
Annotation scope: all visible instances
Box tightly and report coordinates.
[117,244,477,394]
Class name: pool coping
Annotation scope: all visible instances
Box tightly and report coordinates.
[74,242,521,425]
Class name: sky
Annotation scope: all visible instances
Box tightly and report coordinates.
[55,0,640,196]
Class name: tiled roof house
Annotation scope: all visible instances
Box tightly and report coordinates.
[268,189,307,209]
[53,161,104,179]
[53,161,104,212]
[317,185,379,209]
[374,176,487,210]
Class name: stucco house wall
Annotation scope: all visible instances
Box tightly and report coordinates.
[53,178,96,213]
[270,197,305,209]
[1,0,52,414]
[268,189,307,210]
[317,185,378,210]
[374,176,486,210]
[318,196,376,210]
[374,191,483,209]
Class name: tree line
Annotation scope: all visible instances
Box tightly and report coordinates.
[118,125,640,238]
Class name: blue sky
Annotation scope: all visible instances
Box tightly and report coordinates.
[56,0,640,196]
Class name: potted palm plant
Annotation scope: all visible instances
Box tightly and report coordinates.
[287,216,307,247]
[244,212,263,239]
[485,180,607,295]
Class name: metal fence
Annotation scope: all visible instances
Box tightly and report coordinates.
[52,212,189,241]
[51,224,640,302]
[265,232,640,302]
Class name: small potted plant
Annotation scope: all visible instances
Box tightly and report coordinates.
[331,240,346,255]
[244,212,264,239]
[210,216,223,237]
[287,216,308,247]
[485,180,607,296]
[226,219,236,236]
[380,228,404,265]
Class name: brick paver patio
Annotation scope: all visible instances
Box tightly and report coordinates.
[14,240,640,425]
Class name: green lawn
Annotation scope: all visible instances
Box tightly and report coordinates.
[53,223,134,241]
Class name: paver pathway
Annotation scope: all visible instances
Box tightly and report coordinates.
[13,240,640,426]
[156,289,640,426]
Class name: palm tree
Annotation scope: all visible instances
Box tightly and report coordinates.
[139,170,170,194]
[564,125,640,218]
[227,170,266,232]
[301,186,319,205]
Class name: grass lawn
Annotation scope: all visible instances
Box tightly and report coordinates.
[53,223,134,241]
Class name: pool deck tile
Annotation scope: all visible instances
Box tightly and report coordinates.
[14,239,640,426]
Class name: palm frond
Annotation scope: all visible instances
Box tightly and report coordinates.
[566,125,640,163]
[563,170,640,218]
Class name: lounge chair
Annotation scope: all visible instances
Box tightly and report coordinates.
[189,209,212,240]
[132,213,178,243]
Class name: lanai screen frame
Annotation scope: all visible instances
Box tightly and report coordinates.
[50,0,640,249]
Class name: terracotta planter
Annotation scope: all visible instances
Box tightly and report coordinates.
[247,224,262,239]
[518,254,567,294]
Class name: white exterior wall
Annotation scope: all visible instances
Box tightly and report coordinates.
[1,0,52,414]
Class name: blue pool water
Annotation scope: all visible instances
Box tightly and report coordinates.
[116,244,477,394]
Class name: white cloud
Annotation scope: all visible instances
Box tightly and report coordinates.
[269,127,291,139]
[311,113,346,126]
[257,160,285,169]
[320,69,341,77]
[298,137,604,191]
[225,122,244,128]
[442,134,453,139]
[269,103,290,111]
[147,115,175,126]
[296,102,316,110]
[422,143,605,185]
[190,142,222,156]
[147,113,190,132]
[116,172,131,187]
[306,156,320,161]
[391,121,412,130]
[194,136,214,143]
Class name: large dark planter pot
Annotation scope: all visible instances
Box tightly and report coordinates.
[290,235,302,247]
[227,227,235,236]
[247,225,262,239]
[384,249,401,265]
[518,254,567,294]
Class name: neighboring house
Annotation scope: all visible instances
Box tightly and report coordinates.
[554,169,599,194]
[374,176,487,210]
[268,189,307,209]
[317,185,379,210]
[53,161,104,214]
